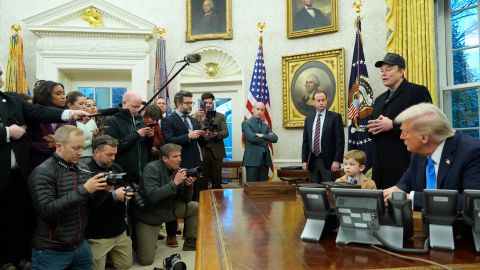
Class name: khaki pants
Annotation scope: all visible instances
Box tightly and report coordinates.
[87,231,133,270]
[135,201,198,266]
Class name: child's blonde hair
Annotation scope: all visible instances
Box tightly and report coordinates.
[344,150,366,166]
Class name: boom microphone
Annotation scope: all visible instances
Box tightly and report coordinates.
[89,107,120,117]
[177,53,202,64]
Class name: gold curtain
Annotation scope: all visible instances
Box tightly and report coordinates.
[385,0,438,105]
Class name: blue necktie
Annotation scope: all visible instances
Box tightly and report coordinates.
[426,157,436,189]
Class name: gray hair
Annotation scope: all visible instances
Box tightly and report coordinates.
[54,125,84,143]
[306,74,320,87]
[160,143,182,157]
[395,103,455,142]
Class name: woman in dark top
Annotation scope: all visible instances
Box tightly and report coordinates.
[27,81,67,167]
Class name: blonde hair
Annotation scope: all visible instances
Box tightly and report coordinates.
[54,125,84,143]
[395,103,455,142]
[344,150,366,166]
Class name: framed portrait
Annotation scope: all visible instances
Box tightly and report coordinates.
[287,0,338,39]
[186,0,232,42]
[282,48,345,128]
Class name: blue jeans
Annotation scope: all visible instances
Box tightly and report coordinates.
[32,240,92,270]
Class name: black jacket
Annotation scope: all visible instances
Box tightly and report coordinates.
[0,92,64,192]
[106,109,152,182]
[84,160,126,239]
[370,79,432,189]
[28,154,91,250]
[131,160,193,226]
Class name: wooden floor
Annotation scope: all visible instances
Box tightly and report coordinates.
[196,189,480,270]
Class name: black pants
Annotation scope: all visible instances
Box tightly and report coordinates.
[0,169,33,266]
[308,154,333,183]
[201,148,223,189]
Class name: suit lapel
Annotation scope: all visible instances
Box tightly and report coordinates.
[172,113,189,132]
[307,114,315,146]
[0,93,9,128]
[417,156,427,190]
[321,111,329,138]
[437,137,455,188]
[383,79,407,108]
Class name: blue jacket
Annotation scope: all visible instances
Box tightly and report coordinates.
[396,133,480,210]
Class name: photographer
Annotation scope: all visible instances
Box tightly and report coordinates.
[28,125,107,269]
[131,144,199,266]
[193,92,229,189]
[85,135,133,270]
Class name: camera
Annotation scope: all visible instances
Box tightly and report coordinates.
[103,172,126,186]
[125,182,146,208]
[202,110,218,132]
[162,253,186,270]
[184,166,202,178]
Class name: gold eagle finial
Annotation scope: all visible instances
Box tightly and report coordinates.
[82,7,104,27]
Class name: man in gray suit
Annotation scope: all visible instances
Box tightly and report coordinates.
[242,102,278,181]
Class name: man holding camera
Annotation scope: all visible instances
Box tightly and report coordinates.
[107,91,154,183]
[85,135,133,270]
[193,92,229,190]
[162,90,206,201]
[28,125,107,269]
[131,143,199,266]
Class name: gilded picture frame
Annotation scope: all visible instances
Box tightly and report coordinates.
[287,0,338,39]
[282,48,345,128]
[186,0,232,42]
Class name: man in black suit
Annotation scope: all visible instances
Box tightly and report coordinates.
[161,90,205,201]
[367,53,432,189]
[301,90,344,183]
[293,0,330,31]
[0,65,89,270]
[383,103,480,210]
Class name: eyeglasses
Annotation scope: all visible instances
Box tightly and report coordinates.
[183,101,195,105]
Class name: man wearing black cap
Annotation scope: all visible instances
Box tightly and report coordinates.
[367,53,432,189]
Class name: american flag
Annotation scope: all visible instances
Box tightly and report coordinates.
[347,16,374,171]
[154,37,172,112]
[243,35,274,178]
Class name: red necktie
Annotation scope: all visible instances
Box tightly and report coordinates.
[313,113,321,156]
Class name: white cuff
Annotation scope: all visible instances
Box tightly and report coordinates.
[6,126,10,142]
[61,110,71,121]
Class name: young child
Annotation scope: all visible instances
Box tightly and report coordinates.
[335,150,376,189]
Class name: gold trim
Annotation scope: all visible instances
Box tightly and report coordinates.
[11,24,21,35]
[282,48,346,128]
[186,0,233,42]
[156,27,166,38]
[210,191,234,270]
[81,6,104,27]
[287,0,338,39]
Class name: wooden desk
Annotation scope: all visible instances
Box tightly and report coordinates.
[196,189,480,270]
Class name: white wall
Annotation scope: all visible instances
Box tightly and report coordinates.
[0,0,388,164]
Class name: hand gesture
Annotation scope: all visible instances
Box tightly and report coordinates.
[71,110,90,121]
[367,115,393,135]
[8,124,26,140]
[173,169,187,186]
[188,130,205,140]
[137,127,151,137]
[84,173,108,193]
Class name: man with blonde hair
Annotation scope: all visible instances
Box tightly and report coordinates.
[383,103,480,210]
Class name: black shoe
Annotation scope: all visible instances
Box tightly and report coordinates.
[182,237,197,251]
[0,263,17,270]
[176,230,182,235]
[158,234,165,240]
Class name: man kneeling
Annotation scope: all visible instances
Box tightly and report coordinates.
[131,143,198,266]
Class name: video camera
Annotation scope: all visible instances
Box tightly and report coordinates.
[101,172,145,208]
[183,166,202,178]
[199,101,217,132]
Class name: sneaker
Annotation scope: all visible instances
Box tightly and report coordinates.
[182,237,197,251]
[166,236,178,247]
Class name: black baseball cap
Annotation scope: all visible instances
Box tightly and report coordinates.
[374,53,406,68]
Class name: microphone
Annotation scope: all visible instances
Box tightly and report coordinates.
[177,53,201,64]
[89,107,120,117]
